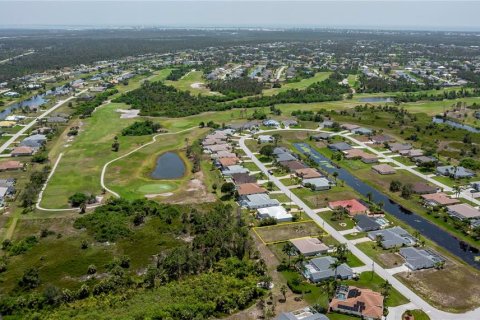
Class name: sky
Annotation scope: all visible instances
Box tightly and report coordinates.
[1,1,480,31]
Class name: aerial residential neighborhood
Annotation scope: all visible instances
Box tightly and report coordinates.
[0,1,479,319]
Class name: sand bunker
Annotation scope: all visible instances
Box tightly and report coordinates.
[116,109,140,119]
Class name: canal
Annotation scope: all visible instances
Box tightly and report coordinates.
[294,142,480,269]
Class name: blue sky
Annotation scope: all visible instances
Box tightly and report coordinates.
[1,1,479,31]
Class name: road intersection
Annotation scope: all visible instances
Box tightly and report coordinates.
[238,131,480,320]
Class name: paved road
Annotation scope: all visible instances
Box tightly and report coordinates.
[238,134,480,320]
[0,50,35,65]
[0,89,88,154]
[259,127,480,207]
[276,66,286,80]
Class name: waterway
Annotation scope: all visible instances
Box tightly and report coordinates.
[151,152,186,179]
[294,142,480,269]
[358,97,394,103]
[432,116,480,133]
[0,94,47,120]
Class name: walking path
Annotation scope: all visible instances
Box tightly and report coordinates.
[238,133,480,320]
[100,127,197,197]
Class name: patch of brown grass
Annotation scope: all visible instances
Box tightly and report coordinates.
[254,221,324,244]
[396,263,480,312]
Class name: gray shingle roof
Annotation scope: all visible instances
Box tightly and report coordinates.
[303,256,353,282]
[368,227,416,249]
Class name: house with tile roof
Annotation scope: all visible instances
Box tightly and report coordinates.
[329,285,384,320]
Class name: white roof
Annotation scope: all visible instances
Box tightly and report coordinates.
[0,187,8,198]
[257,205,292,220]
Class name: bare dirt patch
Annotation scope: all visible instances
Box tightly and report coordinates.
[396,262,480,312]
[162,171,216,204]
[190,82,205,89]
[379,252,404,268]
[254,221,324,244]
[116,109,140,119]
[226,231,308,320]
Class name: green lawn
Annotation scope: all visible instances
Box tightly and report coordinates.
[320,210,356,231]
[345,271,409,307]
[263,72,332,96]
[165,70,221,96]
[41,102,155,208]
[402,310,430,320]
[281,270,408,310]
[269,193,291,203]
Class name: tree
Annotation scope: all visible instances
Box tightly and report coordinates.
[272,133,282,146]
[332,171,339,181]
[453,185,462,198]
[334,243,349,263]
[18,267,40,289]
[330,259,343,280]
[401,183,413,199]
[375,235,384,248]
[87,264,97,275]
[380,280,392,297]
[280,284,288,302]
[69,192,89,207]
[366,192,373,202]
[259,144,275,158]
[221,182,236,196]
[266,181,274,191]
[79,201,87,214]
[389,180,402,192]
[282,242,295,266]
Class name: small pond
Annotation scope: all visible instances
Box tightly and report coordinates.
[358,97,394,103]
[151,152,186,179]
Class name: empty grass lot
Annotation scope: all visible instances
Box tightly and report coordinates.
[254,221,325,244]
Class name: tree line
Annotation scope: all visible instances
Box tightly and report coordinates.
[114,72,349,117]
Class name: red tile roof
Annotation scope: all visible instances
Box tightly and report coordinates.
[237,183,267,196]
[328,199,368,215]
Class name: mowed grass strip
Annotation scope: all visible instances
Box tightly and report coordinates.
[165,70,220,96]
[104,128,207,200]
[42,102,157,209]
[254,220,324,244]
[263,72,332,96]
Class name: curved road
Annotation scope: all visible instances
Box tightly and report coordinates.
[238,133,480,320]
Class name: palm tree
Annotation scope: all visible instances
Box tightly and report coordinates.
[366,192,373,202]
[79,201,87,214]
[453,185,461,198]
[295,254,306,271]
[282,242,295,267]
[280,284,288,302]
[330,259,343,281]
[321,279,337,300]
[380,280,392,297]
[272,133,281,146]
[332,172,339,182]
[334,243,349,263]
